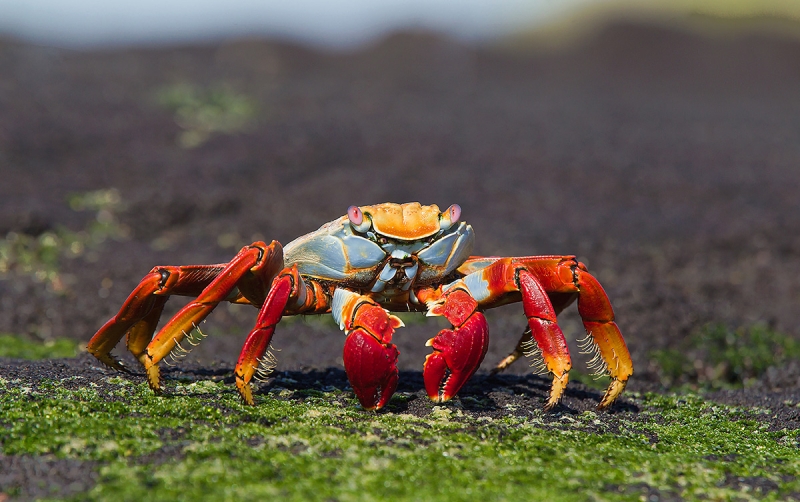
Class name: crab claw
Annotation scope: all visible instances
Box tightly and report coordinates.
[424,294,489,402]
[343,328,399,410]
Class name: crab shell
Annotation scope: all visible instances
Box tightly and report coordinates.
[283,202,475,294]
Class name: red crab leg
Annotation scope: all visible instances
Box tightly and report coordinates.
[459,255,633,409]
[333,289,403,410]
[87,264,226,372]
[417,287,490,403]
[574,263,632,409]
[490,292,577,374]
[444,261,572,409]
[124,296,169,365]
[137,241,284,391]
[234,264,306,405]
[517,268,573,409]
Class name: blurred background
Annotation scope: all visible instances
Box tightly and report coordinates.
[2,0,800,391]
[4,0,800,49]
[5,0,593,48]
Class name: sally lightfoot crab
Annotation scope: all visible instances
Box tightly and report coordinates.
[88,202,633,410]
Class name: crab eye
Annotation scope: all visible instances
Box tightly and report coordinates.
[439,203,461,230]
[347,205,372,233]
[448,204,461,224]
[347,206,363,226]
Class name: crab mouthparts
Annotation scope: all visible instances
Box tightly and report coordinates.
[390,257,414,268]
[389,252,419,281]
[370,252,420,293]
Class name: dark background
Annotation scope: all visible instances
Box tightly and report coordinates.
[1,20,799,385]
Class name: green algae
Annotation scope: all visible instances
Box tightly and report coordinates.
[1,376,798,501]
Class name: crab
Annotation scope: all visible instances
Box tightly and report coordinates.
[88,202,633,410]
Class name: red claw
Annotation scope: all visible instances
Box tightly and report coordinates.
[424,311,489,402]
[343,328,399,410]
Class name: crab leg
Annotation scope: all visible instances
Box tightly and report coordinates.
[332,289,404,410]
[123,296,169,366]
[88,264,226,372]
[459,255,633,409]
[574,264,632,409]
[416,287,490,403]
[234,265,308,405]
[133,241,284,391]
[441,263,571,409]
[491,292,577,374]
[517,269,573,409]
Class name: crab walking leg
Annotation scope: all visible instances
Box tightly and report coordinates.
[451,258,573,408]
[124,296,169,364]
[234,265,306,405]
[490,292,577,375]
[461,255,633,409]
[521,257,632,409]
[516,269,572,409]
[139,241,285,391]
[87,264,227,372]
[417,287,490,403]
[332,289,403,410]
[573,263,633,409]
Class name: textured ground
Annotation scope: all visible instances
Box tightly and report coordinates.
[3,354,800,501]
[2,19,800,500]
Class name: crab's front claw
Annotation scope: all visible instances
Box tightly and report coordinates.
[343,328,399,410]
[423,288,489,402]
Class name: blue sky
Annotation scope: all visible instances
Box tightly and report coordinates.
[0,0,594,48]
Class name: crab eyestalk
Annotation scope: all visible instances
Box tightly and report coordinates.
[347,205,371,233]
[439,204,461,230]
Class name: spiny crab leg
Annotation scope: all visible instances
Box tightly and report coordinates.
[574,264,632,409]
[517,269,572,410]
[490,291,578,376]
[460,255,633,410]
[132,241,283,392]
[235,264,306,405]
[87,265,225,372]
[333,289,403,410]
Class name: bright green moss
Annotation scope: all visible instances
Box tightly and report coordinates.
[1,377,798,501]
[0,333,80,359]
